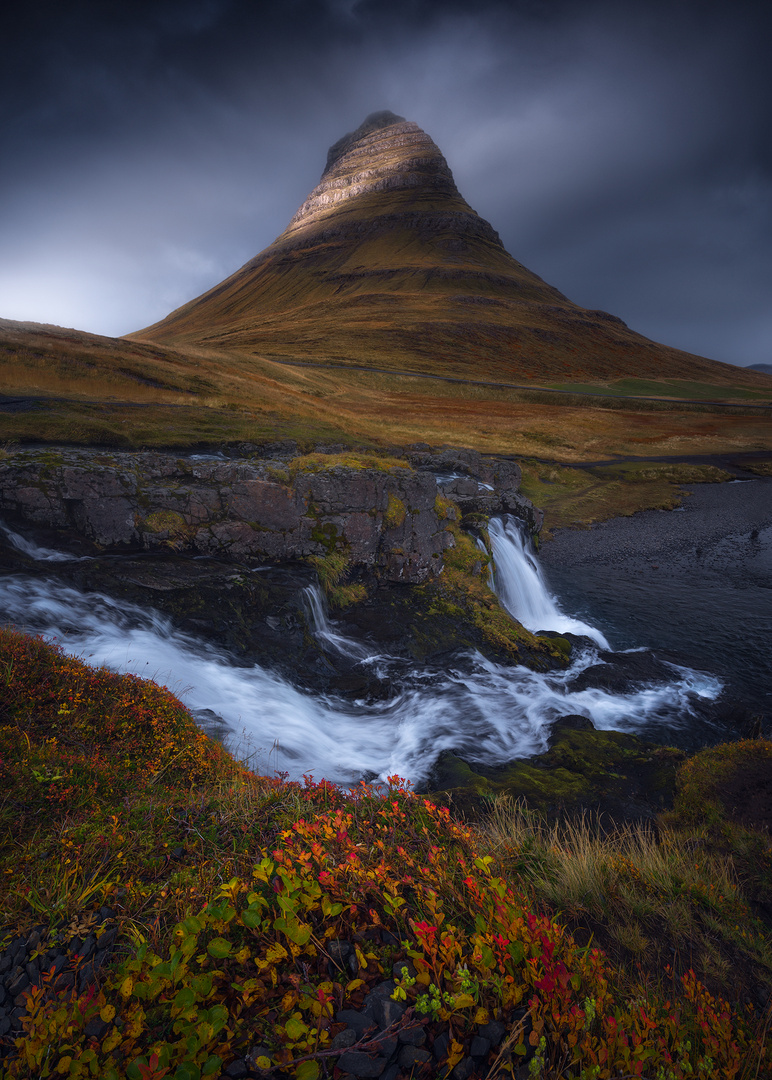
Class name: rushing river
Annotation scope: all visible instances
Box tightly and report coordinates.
[2,486,759,786]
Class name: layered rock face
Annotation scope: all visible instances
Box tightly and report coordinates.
[286,111,465,232]
[0,446,533,582]
[131,111,724,382]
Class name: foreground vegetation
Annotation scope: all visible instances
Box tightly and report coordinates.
[1,629,771,1078]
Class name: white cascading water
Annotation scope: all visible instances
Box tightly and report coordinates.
[0,519,722,786]
[302,585,372,662]
[488,516,611,649]
[0,521,91,563]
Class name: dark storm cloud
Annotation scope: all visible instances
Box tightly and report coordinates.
[1,0,770,365]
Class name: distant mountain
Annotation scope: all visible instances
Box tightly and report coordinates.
[746,363,772,375]
[131,112,758,385]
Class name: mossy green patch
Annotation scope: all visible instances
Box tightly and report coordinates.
[746,459,772,476]
[142,509,188,534]
[306,547,349,593]
[591,461,733,484]
[432,722,685,822]
[288,450,410,476]
[519,459,706,538]
[383,492,407,528]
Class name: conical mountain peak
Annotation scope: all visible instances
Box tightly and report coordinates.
[324,110,406,173]
[286,111,464,235]
[132,114,733,384]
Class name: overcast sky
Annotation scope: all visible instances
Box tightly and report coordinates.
[1,0,770,366]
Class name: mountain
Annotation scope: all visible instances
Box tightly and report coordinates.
[747,363,772,376]
[131,111,752,384]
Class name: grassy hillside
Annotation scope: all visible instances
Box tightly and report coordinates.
[1,630,771,1079]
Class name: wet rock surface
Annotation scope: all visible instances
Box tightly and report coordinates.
[0,444,535,583]
[430,715,687,824]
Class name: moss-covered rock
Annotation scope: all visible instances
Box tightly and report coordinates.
[429,716,686,823]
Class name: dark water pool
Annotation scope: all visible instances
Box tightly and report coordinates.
[539,478,772,725]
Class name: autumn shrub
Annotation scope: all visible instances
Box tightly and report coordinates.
[1,629,771,1079]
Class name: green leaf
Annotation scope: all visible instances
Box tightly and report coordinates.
[275,916,312,944]
[296,1062,320,1080]
[173,987,196,1010]
[208,1004,229,1035]
[285,1016,308,1040]
[241,909,262,929]
[173,1064,201,1080]
[207,937,232,959]
[507,941,525,965]
[202,1056,222,1076]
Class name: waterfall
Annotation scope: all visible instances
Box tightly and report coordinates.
[488,516,611,650]
[0,571,721,787]
[0,520,91,562]
[302,584,372,661]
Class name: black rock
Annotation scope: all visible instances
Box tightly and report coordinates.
[398,1045,432,1068]
[371,996,405,1030]
[566,650,673,694]
[548,714,595,745]
[397,1023,426,1046]
[336,1009,377,1036]
[361,981,396,1020]
[7,971,28,997]
[336,1051,387,1077]
[84,1017,111,1041]
[451,1056,476,1080]
[470,1035,491,1058]
[434,1031,449,1060]
[478,1019,506,1047]
[77,934,97,962]
[331,1028,359,1050]
[96,927,118,952]
[327,939,354,967]
[223,1060,249,1079]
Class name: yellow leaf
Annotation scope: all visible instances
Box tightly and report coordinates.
[265,942,289,964]
[56,1057,72,1075]
[256,1057,271,1070]
[354,946,367,970]
[101,1032,122,1054]
[119,977,133,999]
[474,1007,490,1026]
[100,1004,116,1023]
[346,979,364,992]
[447,1040,464,1068]
[281,990,299,1012]
[453,994,475,1010]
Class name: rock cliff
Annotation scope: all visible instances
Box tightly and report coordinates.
[0,445,535,581]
